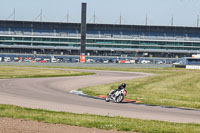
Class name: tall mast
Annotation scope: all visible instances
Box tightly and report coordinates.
[145,14,148,25]
[67,12,69,23]
[40,9,43,22]
[93,12,96,24]
[197,15,199,27]
[120,14,122,25]
[14,8,15,21]
[171,16,174,26]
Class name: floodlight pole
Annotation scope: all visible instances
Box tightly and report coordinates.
[145,14,148,25]
[40,9,43,22]
[67,12,69,23]
[93,12,96,24]
[120,14,122,25]
[14,8,15,21]
[171,16,174,26]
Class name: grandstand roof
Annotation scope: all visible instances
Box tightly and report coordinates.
[0,20,200,34]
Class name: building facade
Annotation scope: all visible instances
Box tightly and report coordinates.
[1,20,200,58]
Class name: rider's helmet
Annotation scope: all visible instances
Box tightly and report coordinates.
[121,83,126,88]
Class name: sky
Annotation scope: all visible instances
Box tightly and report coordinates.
[1,0,200,27]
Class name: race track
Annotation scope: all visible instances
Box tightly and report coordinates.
[0,68,200,123]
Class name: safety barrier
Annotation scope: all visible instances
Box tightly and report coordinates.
[186,65,200,69]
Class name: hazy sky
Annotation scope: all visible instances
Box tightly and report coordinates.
[1,0,200,27]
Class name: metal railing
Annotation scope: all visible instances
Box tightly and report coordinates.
[0,31,200,42]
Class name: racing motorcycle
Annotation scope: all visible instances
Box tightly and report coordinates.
[105,88,127,103]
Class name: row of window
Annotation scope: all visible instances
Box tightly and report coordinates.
[1,36,200,47]
[1,36,200,46]
[0,41,200,51]
[1,36,200,50]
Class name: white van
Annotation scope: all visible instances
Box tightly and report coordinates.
[4,57,11,62]
[51,58,57,63]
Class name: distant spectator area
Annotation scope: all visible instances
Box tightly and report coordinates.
[0,20,200,41]
[1,20,200,57]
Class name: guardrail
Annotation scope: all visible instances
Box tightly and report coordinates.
[186,65,200,69]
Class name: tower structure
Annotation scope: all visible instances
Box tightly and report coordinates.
[80,3,87,62]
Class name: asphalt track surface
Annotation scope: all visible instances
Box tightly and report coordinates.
[0,68,200,124]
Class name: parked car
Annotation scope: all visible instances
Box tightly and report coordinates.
[103,60,109,63]
[14,57,22,62]
[157,61,163,64]
[40,60,47,63]
[120,60,131,64]
[86,59,95,63]
[172,62,181,65]
[35,58,42,62]
[64,58,72,63]
[96,59,103,63]
[24,60,32,62]
[57,58,65,63]
[44,58,50,62]
[141,60,150,64]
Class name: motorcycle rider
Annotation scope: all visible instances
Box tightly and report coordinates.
[111,83,126,97]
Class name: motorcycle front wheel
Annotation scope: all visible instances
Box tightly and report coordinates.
[105,94,110,102]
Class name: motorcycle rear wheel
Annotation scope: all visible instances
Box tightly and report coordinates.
[115,94,124,103]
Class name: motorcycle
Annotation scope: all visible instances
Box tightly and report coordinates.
[105,88,127,103]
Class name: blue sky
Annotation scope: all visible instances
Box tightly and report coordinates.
[1,0,200,27]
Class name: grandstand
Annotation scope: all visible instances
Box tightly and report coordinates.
[0,20,200,58]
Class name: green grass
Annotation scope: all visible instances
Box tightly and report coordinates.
[0,104,200,133]
[79,67,200,109]
[0,66,94,79]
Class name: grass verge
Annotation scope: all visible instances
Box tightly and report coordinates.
[78,67,200,109]
[0,104,200,133]
[0,66,94,79]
